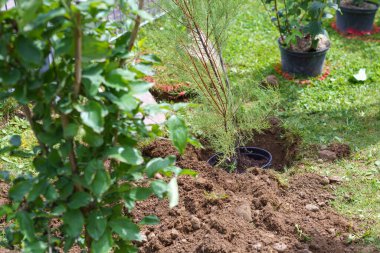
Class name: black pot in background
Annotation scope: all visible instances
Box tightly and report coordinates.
[207,147,272,170]
[278,41,330,77]
[336,3,379,33]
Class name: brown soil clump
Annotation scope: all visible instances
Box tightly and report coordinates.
[327,143,351,159]
[340,0,378,10]
[0,180,10,225]
[137,141,379,253]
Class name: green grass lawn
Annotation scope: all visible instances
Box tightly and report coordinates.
[139,0,380,248]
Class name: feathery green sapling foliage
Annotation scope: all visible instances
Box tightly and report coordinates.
[0,0,193,252]
[159,0,277,162]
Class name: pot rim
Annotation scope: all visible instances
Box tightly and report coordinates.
[277,38,330,57]
[338,2,379,13]
[207,146,272,169]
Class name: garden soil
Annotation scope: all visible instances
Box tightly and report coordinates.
[137,139,379,253]
[0,133,377,253]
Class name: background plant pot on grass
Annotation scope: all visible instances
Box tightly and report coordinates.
[279,41,330,77]
[207,147,272,173]
[336,3,379,33]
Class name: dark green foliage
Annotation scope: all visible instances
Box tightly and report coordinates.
[261,0,339,49]
[0,0,192,252]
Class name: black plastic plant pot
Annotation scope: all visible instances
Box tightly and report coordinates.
[278,41,330,77]
[207,147,272,171]
[336,4,379,33]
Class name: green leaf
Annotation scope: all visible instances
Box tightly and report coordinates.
[111,94,139,112]
[83,64,105,97]
[63,123,79,139]
[105,69,136,90]
[124,198,135,212]
[17,0,42,26]
[52,204,66,216]
[130,187,153,201]
[45,184,59,202]
[9,135,21,147]
[23,241,47,253]
[85,160,104,185]
[27,180,47,202]
[109,218,142,241]
[145,156,176,178]
[83,36,110,62]
[87,210,107,240]
[128,81,154,95]
[68,191,92,209]
[150,180,168,199]
[9,180,33,202]
[139,215,160,225]
[83,129,104,147]
[90,169,111,197]
[0,68,21,86]
[0,171,10,182]
[167,115,188,154]
[107,147,143,165]
[179,169,198,177]
[91,230,113,253]
[17,211,35,241]
[28,8,66,30]
[76,101,108,133]
[167,177,179,208]
[63,209,84,238]
[15,36,42,65]
[140,54,161,64]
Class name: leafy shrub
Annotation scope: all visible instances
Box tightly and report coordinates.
[261,0,339,50]
[0,0,191,252]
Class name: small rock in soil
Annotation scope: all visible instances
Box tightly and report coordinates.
[329,176,343,184]
[318,150,337,161]
[321,177,330,185]
[305,204,320,212]
[190,215,201,230]
[272,242,288,252]
[147,232,156,240]
[235,201,252,222]
[318,201,326,207]
[159,231,174,246]
[135,234,148,246]
[265,75,279,87]
[171,228,179,239]
[309,242,321,251]
[327,228,336,235]
[298,250,313,253]
[251,242,263,251]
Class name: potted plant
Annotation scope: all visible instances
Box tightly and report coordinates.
[261,0,339,77]
[336,0,379,33]
[158,0,275,172]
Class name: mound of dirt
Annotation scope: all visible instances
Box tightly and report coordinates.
[327,143,351,159]
[136,140,378,253]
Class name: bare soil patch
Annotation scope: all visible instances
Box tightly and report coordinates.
[245,118,300,170]
[137,141,379,253]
